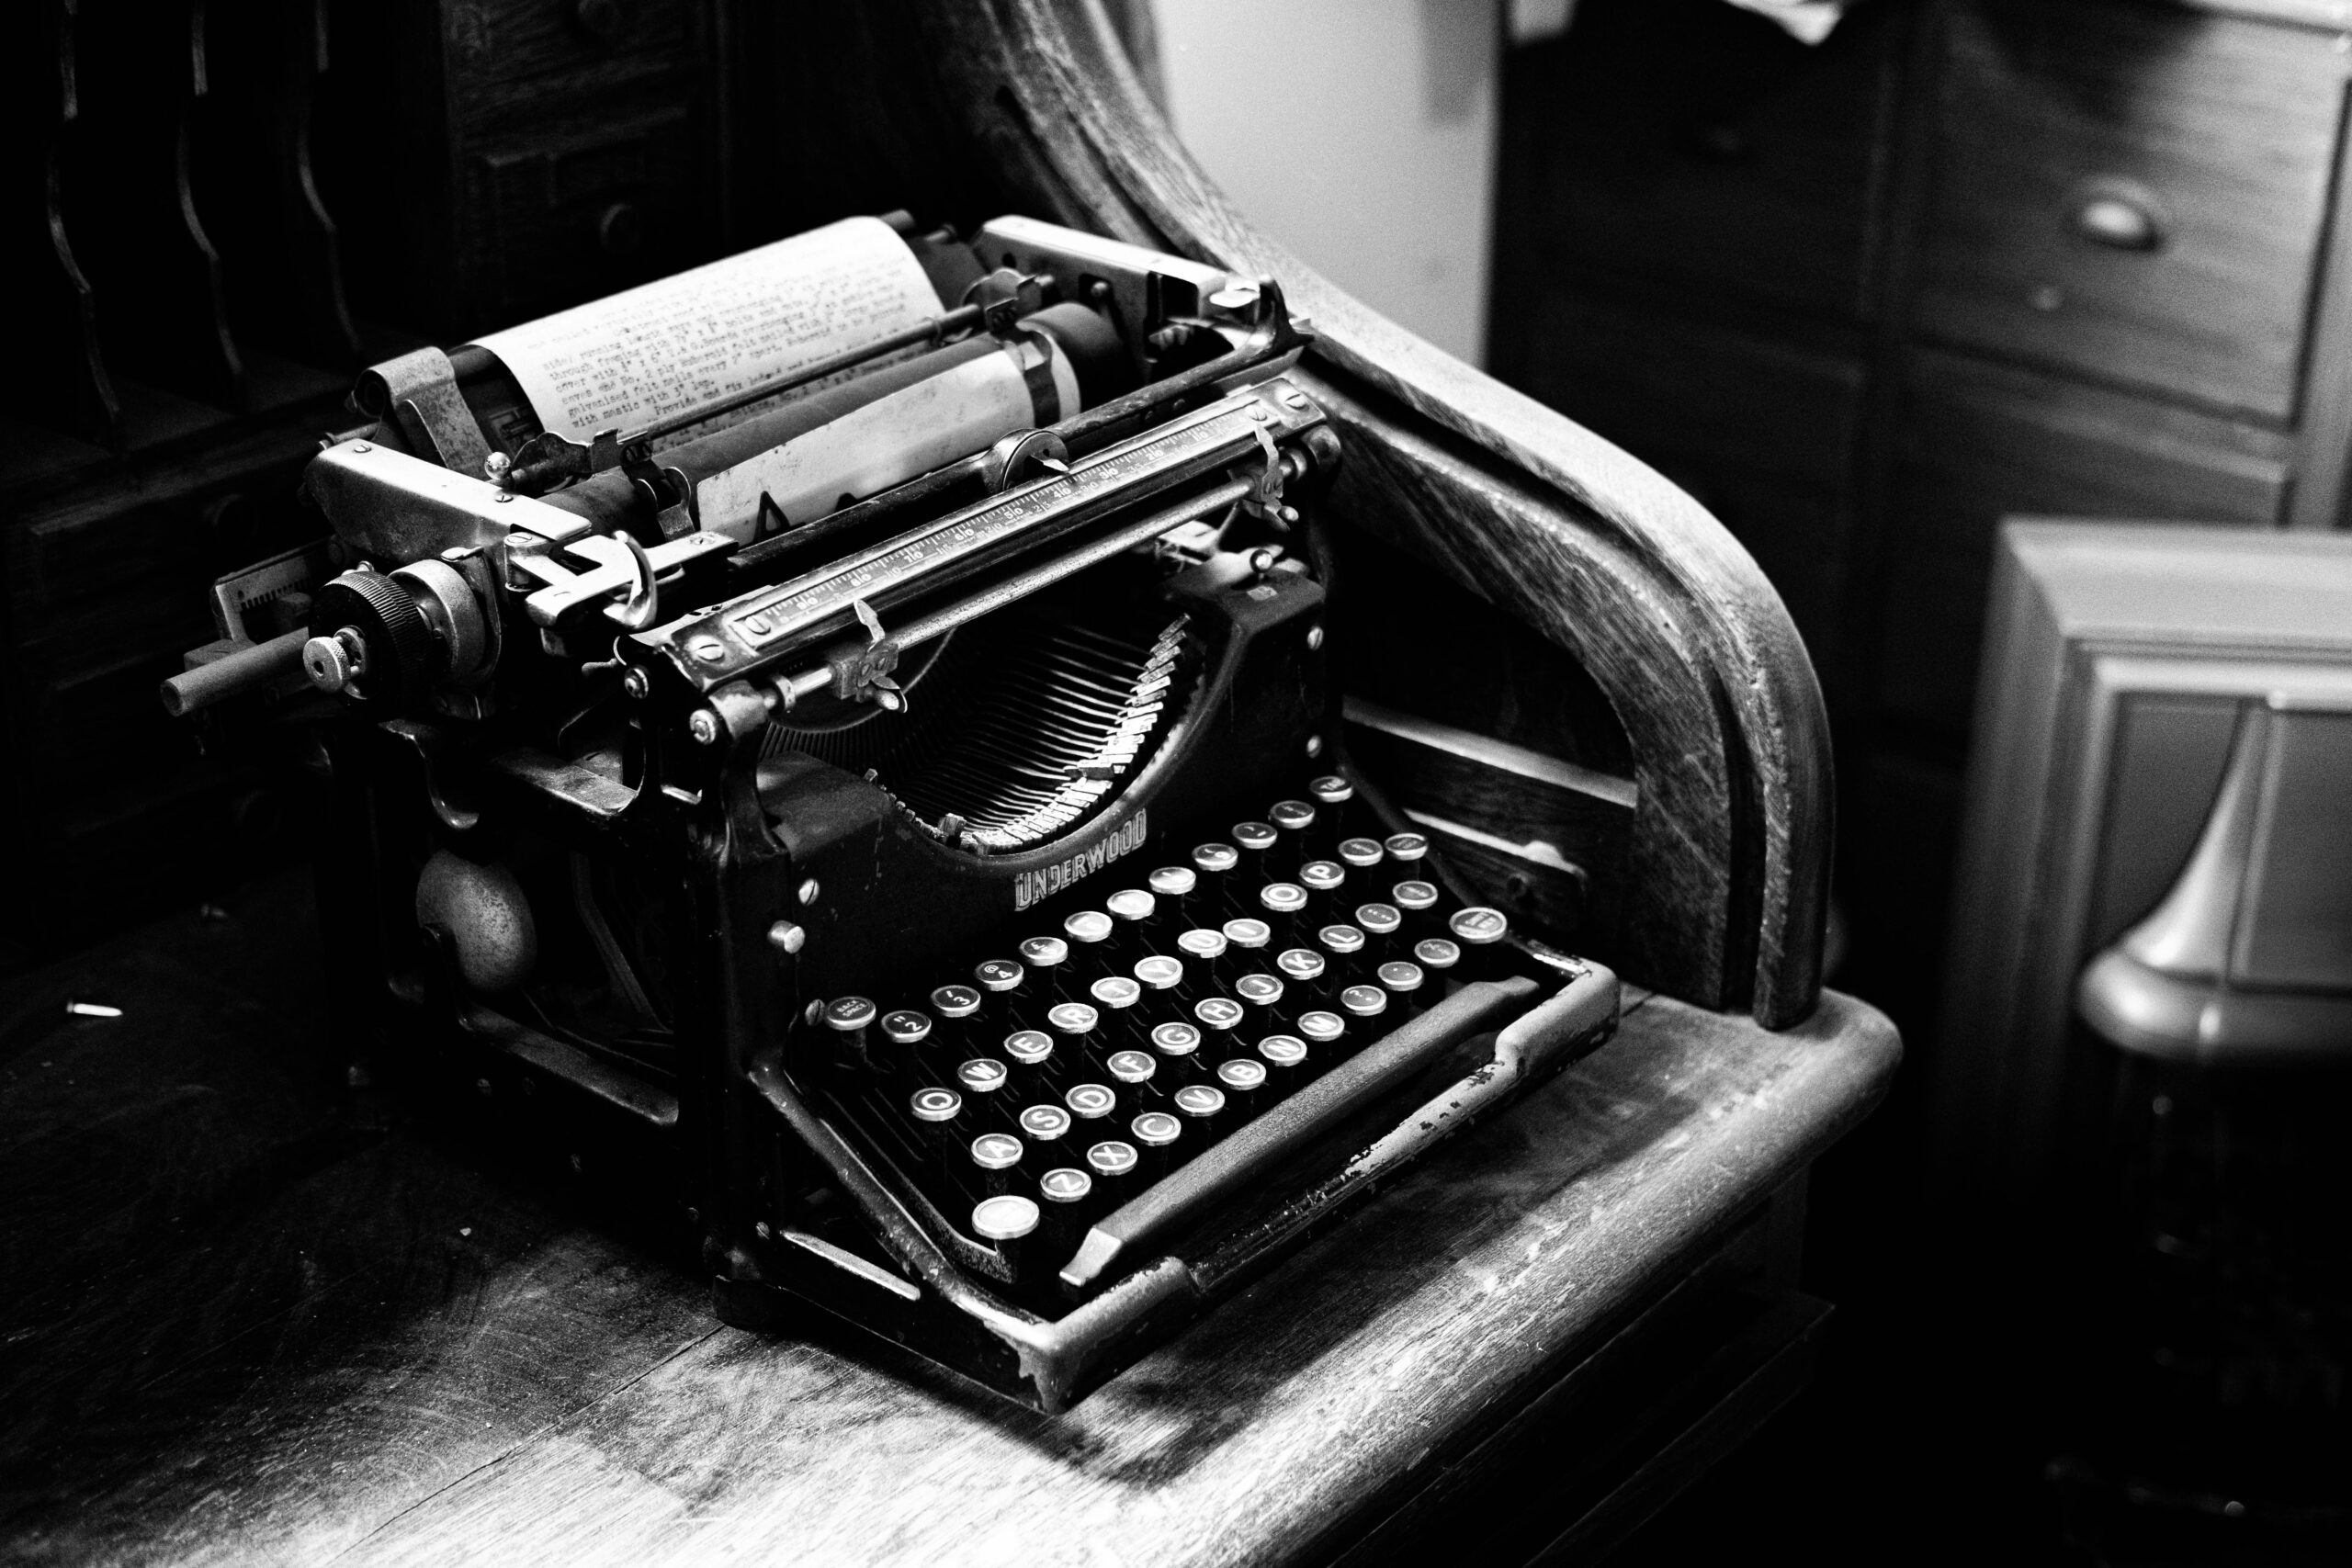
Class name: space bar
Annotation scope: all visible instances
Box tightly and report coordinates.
[1057,974,1543,1290]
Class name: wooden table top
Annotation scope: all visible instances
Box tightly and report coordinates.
[0,874,1896,1566]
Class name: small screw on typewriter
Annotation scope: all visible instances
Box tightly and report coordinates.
[161,213,1619,1411]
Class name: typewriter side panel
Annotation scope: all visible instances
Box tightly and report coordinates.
[804,0,1834,1027]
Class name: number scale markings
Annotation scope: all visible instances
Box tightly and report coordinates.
[720,391,1283,654]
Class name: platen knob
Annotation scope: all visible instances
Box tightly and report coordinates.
[305,570,437,707]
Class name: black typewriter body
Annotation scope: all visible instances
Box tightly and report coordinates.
[168,216,1620,1410]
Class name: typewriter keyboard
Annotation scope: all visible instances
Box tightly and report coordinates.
[817,775,1515,1290]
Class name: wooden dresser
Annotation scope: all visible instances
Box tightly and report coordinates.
[1489,0,2352,1036]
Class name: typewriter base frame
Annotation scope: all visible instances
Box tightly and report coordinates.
[312,525,1623,1409]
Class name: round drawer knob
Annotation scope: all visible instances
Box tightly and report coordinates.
[597,200,644,258]
[2073,193,2163,252]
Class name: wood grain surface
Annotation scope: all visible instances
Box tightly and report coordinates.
[0,874,1896,1565]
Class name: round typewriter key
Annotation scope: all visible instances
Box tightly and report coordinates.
[1393,879,1441,910]
[1105,1048,1159,1108]
[1216,1057,1270,1123]
[822,995,877,1070]
[1276,947,1328,983]
[1018,934,1074,1010]
[1040,1167,1091,1206]
[1148,865,1198,932]
[1104,888,1157,954]
[1046,1001,1102,1077]
[1129,1110,1184,1179]
[1355,901,1403,963]
[1257,882,1307,948]
[1268,800,1317,871]
[972,1193,1038,1241]
[1193,840,1245,918]
[1297,861,1348,936]
[1037,1167,1093,1247]
[1449,906,1510,979]
[1298,1010,1347,1054]
[1019,1102,1073,1150]
[1175,928,1227,962]
[1415,936,1462,975]
[1063,908,1114,950]
[1046,1000,1100,1035]
[910,1087,964,1123]
[1173,1082,1228,1144]
[1340,984,1389,1023]
[1004,1028,1055,1062]
[1235,972,1285,1021]
[927,984,980,1059]
[1276,946,1335,1013]
[1259,881,1307,914]
[1149,1021,1202,1074]
[1258,1032,1309,1090]
[967,1130,1027,1197]
[1392,878,1443,942]
[971,1192,1040,1273]
[1173,927,1229,998]
[1300,860,1345,893]
[1002,1029,1057,1092]
[957,1057,1013,1128]
[1317,924,1367,968]
[1377,959,1427,1020]
[1338,836,1385,870]
[1231,820,1279,889]
[1090,975,1145,1055]
[1191,843,1239,875]
[1134,954,1184,993]
[1148,865,1197,897]
[1222,916,1272,953]
[824,996,877,1031]
[878,1010,933,1076]
[910,1085,966,1166]
[973,958,1026,1033]
[1308,777,1356,860]
[1193,996,1245,1034]
[1065,1081,1118,1123]
[1385,831,1430,864]
[1086,1140,1142,1208]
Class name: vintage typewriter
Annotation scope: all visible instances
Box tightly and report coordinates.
[163,212,1619,1411]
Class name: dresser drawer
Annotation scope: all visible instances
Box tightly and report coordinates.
[1916,1,2346,424]
[1875,352,2290,729]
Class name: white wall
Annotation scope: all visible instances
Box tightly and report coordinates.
[1148,0,1501,367]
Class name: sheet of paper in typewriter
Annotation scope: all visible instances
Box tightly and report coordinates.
[466,215,941,446]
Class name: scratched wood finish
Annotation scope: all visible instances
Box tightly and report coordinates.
[0,877,1898,1565]
[809,0,1838,1026]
